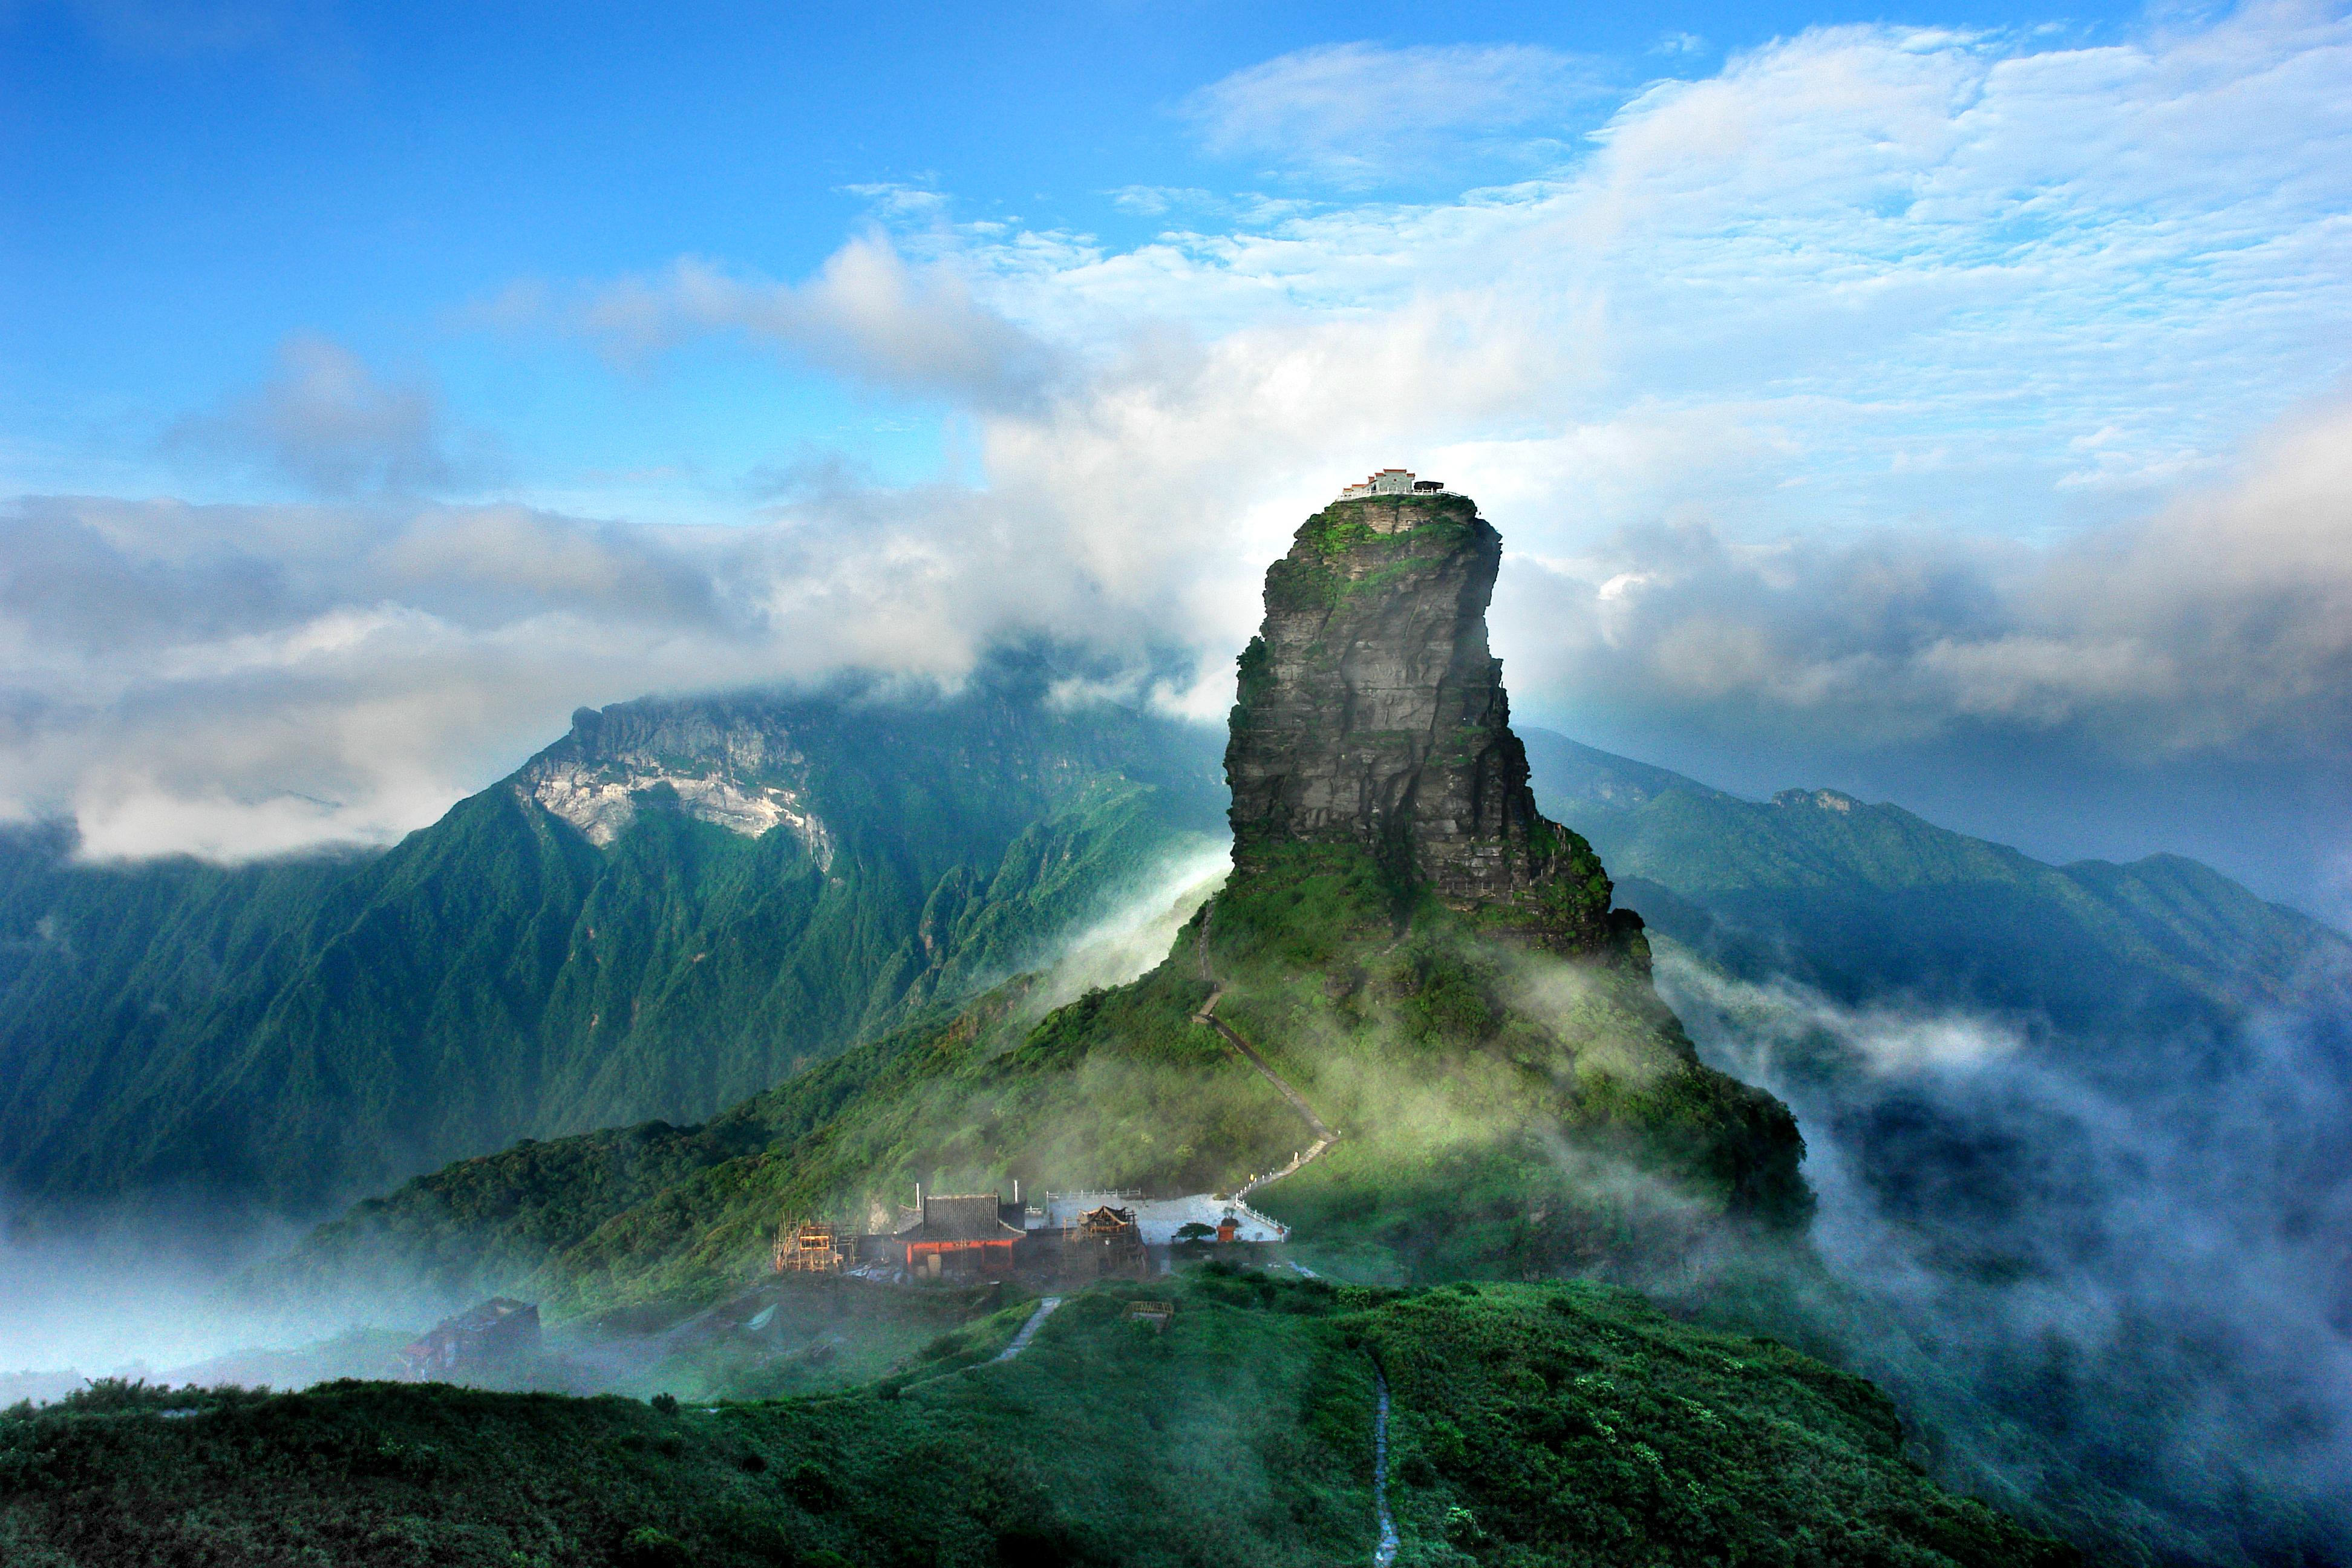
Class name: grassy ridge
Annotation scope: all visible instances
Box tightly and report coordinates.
[282,839,1804,1317]
[0,1272,2072,1567]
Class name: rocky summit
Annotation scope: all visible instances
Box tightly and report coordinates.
[522,698,836,864]
[1227,489,1619,950]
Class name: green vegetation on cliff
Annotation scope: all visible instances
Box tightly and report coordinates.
[0,1272,2071,1568]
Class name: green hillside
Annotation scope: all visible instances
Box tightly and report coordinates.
[0,681,1226,1218]
[0,1272,2071,1568]
[1520,731,2349,1040]
[277,836,1805,1318]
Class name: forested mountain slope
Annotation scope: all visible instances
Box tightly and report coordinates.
[1522,730,2348,1044]
[0,678,1225,1218]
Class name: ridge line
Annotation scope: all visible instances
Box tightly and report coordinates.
[1193,904,1339,1196]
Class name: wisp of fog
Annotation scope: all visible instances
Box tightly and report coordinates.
[1659,942,2352,1558]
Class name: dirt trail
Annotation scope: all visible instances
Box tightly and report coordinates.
[1193,909,1339,1195]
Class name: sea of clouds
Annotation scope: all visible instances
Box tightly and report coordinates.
[4,6,2348,910]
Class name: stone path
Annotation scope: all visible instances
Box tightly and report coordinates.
[1193,910,1339,1197]
[990,1296,1065,1362]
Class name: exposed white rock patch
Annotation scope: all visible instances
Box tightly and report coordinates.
[518,709,835,869]
[1772,788,1857,814]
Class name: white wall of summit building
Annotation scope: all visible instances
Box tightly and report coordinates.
[1336,468,1449,501]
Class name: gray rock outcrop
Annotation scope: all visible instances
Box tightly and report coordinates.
[1224,490,1616,947]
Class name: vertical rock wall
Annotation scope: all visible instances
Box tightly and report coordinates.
[1224,491,1617,946]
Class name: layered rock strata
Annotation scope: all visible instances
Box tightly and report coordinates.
[520,701,835,866]
[1225,490,1617,946]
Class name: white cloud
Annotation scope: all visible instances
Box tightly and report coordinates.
[960,7,2352,544]
[1491,399,2352,759]
[0,479,1229,858]
[1179,41,1601,184]
[166,334,498,496]
[13,7,2352,865]
[506,235,1060,410]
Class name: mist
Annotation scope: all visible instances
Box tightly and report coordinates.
[0,1188,457,1405]
[1028,839,1230,1012]
[0,837,1237,1403]
[1656,941,2352,1561]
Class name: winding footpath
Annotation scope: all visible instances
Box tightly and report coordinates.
[1191,911,1338,1195]
[991,1296,1065,1362]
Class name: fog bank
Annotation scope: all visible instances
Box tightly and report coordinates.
[1661,942,2352,1560]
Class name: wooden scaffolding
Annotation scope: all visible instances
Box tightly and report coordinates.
[774,1219,844,1275]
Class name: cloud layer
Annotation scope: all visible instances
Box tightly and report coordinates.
[1497,400,2352,761]
[7,6,2351,891]
[0,479,1223,858]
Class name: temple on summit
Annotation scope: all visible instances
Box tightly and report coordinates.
[1335,468,1449,500]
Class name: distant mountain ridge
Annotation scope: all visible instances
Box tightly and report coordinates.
[0,676,1226,1220]
[1521,730,2348,1045]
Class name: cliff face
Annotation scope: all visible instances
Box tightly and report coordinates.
[1226,491,1615,949]
[521,701,834,866]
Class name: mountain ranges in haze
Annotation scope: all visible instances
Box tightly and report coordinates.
[7,489,2345,1566]
[1520,728,2349,1055]
[0,667,1226,1221]
[4,668,2339,1230]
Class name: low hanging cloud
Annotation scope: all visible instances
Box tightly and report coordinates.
[13,388,2346,866]
[1493,400,2352,765]
[0,475,1226,860]
[1659,944,2352,1550]
[165,333,499,496]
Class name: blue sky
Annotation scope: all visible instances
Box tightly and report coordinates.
[4,0,2234,505]
[4,1,2351,920]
